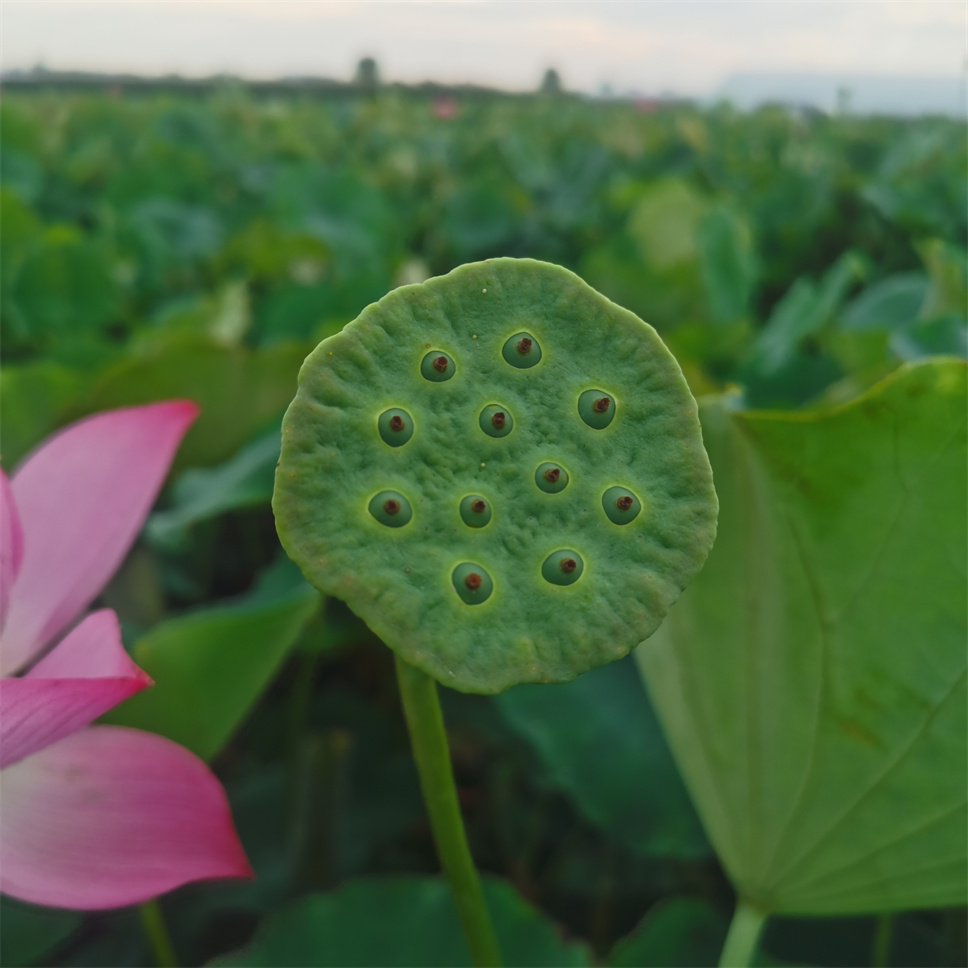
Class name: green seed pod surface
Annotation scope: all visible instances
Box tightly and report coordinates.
[274,258,718,694]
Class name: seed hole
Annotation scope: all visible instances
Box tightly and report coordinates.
[452,562,493,604]
[542,549,584,586]
[378,408,414,446]
[369,490,413,528]
[502,332,542,368]
[460,494,493,528]
[603,486,641,524]
[421,351,455,383]
[480,404,513,438]
[535,462,568,493]
[578,389,616,429]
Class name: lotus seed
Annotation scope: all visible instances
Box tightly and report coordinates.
[535,462,568,493]
[480,405,513,438]
[460,495,492,528]
[421,351,455,383]
[602,486,642,525]
[368,490,413,528]
[502,332,542,369]
[378,408,414,446]
[542,550,584,586]
[452,562,493,604]
[578,389,616,429]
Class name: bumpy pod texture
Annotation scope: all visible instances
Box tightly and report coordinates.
[273,259,717,694]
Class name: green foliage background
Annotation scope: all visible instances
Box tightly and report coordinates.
[1,88,965,967]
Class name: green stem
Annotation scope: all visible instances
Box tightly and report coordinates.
[395,656,502,968]
[719,899,767,968]
[139,900,177,968]
[871,913,893,968]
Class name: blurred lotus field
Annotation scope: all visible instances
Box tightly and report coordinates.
[1,88,966,967]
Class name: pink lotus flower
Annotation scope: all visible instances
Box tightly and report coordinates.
[0,402,252,910]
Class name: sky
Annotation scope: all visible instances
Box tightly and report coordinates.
[2,1,965,102]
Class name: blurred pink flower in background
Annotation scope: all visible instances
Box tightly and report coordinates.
[0,402,252,910]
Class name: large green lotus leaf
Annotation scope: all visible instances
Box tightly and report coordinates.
[0,360,89,469]
[78,335,309,471]
[214,875,589,967]
[496,657,708,859]
[274,259,717,694]
[102,576,318,761]
[637,359,967,915]
[607,897,728,968]
[10,227,120,340]
[0,896,82,967]
[146,430,279,547]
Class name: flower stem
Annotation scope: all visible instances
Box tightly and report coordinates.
[139,900,177,968]
[718,898,767,968]
[395,655,502,967]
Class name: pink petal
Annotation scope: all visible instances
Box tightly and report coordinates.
[0,611,151,769]
[0,469,25,630]
[0,725,252,910]
[2,401,199,675]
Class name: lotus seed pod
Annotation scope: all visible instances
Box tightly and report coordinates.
[273,258,718,694]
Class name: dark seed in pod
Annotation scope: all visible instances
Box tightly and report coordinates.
[578,389,616,429]
[560,558,577,573]
[602,486,641,524]
[535,462,568,493]
[471,500,487,514]
[433,356,449,373]
[491,412,506,429]
[383,499,400,515]
[517,337,533,354]
[388,415,405,432]
[464,572,483,590]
